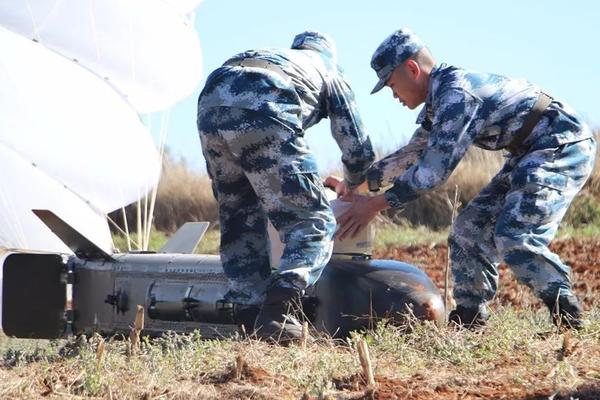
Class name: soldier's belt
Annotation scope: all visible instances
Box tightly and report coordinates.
[224,58,291,85]
[506,91,553,154]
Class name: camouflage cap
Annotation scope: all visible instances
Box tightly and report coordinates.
[291,31,337,60]
[370,28,424,94]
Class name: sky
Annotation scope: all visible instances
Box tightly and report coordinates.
[159,0,600,172]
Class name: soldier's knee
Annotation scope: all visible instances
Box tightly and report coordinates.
[447,230,475,271]
[448,220,476,250]
[286,211,336,243]
[320,216,337,243]
[309,204,335,240]
[493,229,524,263]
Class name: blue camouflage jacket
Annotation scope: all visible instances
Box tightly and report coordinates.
[197,48,374,185]
[367,63,593,208]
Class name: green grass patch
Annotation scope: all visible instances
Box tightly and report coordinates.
[112,229,168,252]
[196,228,220,255]
[374,220,600,249]
[373,221,449,249]
[557,223,600,240]
[111,227,220,254]
[109,218,598,257]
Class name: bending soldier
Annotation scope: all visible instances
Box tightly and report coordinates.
[332,28,596,330]
[197,32,374,341]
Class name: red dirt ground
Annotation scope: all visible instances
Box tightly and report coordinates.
[374,237,600,310]
[205,238,600,400]
[326,372,600,400]
[338,237,600,400]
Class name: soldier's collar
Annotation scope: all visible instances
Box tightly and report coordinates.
[414,63,443,126]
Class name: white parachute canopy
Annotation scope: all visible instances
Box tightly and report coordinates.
[163,0,205,16]
[0,27,160,215]
[0,0,205,254]
[0,0,203,113]
[0,143,113,254]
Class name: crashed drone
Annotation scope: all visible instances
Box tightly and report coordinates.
[2,206,445,339]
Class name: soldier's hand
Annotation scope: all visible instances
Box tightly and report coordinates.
[323,175,341,190]
[336,193,390,240]
[324,176,367,198]
[335,194,376,240]
[323,176,350,197]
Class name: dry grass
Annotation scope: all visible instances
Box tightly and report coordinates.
[152,156,218,232]
[397,146,504,229]
[391,131,600,229]
[136,132,598,235]
[110,153,218,234]
[1,307,600,399]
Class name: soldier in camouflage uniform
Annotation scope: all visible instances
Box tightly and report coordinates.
[333,28,596,330]
[197,31,374,341]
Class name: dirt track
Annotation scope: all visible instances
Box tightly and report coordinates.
[374,237,600,311]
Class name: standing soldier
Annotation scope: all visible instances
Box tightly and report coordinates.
[332,28,596,330]
[197,31,374,341]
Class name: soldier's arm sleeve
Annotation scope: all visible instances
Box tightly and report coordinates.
[326,76,375,186]
[365,126,429,192]
[384,88,482,209]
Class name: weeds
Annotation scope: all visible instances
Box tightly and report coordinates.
[2,306,600,398]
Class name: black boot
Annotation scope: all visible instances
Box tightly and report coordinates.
[232,304,260,334]
[448,304,489,331]
[545,294,583,330]
[253,285,304,344]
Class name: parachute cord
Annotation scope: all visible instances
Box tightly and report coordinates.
[136,198,142,251]
[107,214,139,250]
[121,207,131,252]
[144,110,170,248]
[87,0,102,63]
[143,187,149,250]
[25,0,42,43]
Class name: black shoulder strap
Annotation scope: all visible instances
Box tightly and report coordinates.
[506,92,553,154]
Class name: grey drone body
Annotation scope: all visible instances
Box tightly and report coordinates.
[1,211,444,339]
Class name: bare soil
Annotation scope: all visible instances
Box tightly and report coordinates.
[180,237,600,399]
[374,237,600,310]
[324,237,600,400]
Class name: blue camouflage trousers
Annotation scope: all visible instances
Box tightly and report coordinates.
[449,137,596,309]
[197,106,335,305]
